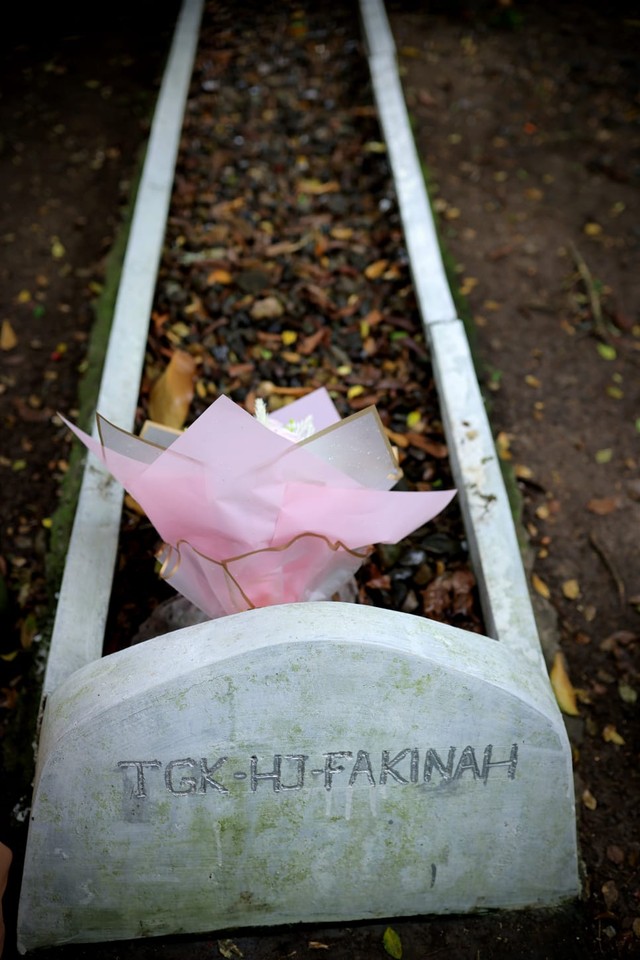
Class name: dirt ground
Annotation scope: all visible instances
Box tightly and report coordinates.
[1,1,639,958]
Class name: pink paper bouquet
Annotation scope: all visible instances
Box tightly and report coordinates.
[63,388,455,619]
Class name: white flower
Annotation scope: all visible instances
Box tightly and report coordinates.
[254,397,315,442]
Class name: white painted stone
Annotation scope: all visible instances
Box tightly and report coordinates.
[18,604,578,951]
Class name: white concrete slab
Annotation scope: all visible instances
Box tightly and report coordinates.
[18,604,578,951]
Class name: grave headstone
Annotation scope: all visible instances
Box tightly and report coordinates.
[18,603,578,951]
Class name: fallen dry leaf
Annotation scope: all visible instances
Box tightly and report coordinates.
[562,579,581,600]
[364,258,389,280]
[495,431,512,460]
[330,226,353,240]
[602,724,625,746]
[250,296,284,320]
[217,939,244,959]
[582,788,597,811]
[297,178,340,195]
[405,432,448,458]
[532,573,551,600]
[550,651,580,716]
[514,463,534,480]
[383,926,403,959]
[618,683,637,704]
[0,320,17,351]
[51,236,66,259]
[124,493,146,517]
[587,496,621,515]
[148,349,196,428]
[207,267,233,285]
[297,327,329,355]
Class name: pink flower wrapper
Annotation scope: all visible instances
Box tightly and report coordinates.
[63,389,456,619]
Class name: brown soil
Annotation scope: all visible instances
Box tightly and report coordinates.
[1,1,639,958]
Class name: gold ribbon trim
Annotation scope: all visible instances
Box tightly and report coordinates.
[157,533,370,611]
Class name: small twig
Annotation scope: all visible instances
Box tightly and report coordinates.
[589,531,626,605]
[568,241,609,341]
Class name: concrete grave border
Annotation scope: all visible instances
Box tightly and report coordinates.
[18,0,580,950]
[42,0,205,697]
[359,0,544,669]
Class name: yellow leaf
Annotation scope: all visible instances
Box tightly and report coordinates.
[514,463,533,480]
[364,259,389,280]
[347,385,365,400]
[399,45,421,58]
[532,573,551,599]
[581,788,597,811]
[406,410,422,429]
[0,320,18,351]
[550,652,580,716]
[459,276,478,296]
[124,493,145,516]
[148,350,196,428]
[281,330,298,347]
[207,268,233,285]
[17,289,31,304]
[167,323,190,342]
[583,222,602,237]
[524,374,541,388]
[297,178,340,195]
[562,579,581,600]
[51,236,65,259]
[330,226,353,240]
[602,724,625,746]
[383,926,403,959]
[0,651,19,662]
[495,431,512,460]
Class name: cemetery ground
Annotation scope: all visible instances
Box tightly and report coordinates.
[0,1,639,958]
